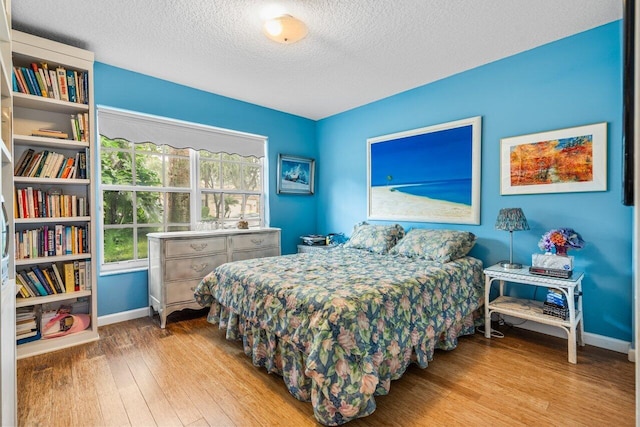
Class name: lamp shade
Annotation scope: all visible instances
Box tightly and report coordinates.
[495,208,529,231]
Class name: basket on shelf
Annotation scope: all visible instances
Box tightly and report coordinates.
[542,302,569,320]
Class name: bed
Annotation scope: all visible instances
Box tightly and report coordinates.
[193,224,484,425]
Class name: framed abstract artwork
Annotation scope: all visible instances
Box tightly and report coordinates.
[367,116,482,225]
[500,122,607,195]
[277,154,315,195]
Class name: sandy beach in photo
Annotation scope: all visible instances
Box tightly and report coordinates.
[370,185,472,220]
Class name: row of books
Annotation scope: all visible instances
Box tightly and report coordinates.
[16,260,91,299]
[15,187,88,220]
[16,306,39,344]
[13,62,89,104]
[14,148,88,179]
[15,224,90,260]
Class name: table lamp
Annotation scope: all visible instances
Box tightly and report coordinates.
[495,208,529,269]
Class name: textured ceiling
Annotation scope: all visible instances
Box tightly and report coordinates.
[11,1,621,120]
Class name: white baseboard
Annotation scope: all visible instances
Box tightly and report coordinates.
[501,314,631,355]
[628,347,635,362]
[98,307,149,327]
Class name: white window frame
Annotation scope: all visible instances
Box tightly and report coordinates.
[97,108,266,274]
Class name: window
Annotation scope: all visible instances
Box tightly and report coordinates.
[98,107,266,272]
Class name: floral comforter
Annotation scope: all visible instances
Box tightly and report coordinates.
[193,247,484,425]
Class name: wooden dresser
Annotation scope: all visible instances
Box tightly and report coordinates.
[147,228,280,328]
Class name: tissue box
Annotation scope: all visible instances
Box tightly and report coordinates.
[532,253,573,271]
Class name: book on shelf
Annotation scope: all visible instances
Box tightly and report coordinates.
[31,129,69,139]
[56,67,69,101]
[31,266,55,295]
[30,63,48,98]
[66,70,77,103]
[14,148,35,176]
[13,67,28,94]
[62,262,75,293]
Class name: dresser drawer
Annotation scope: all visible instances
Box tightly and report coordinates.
[165,237,227,258]
[164,253,227,281]
[231,232,279,251]
[166,278,201,305]
[231,246,280,262]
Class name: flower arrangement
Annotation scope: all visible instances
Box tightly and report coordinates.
[538,228,585,255]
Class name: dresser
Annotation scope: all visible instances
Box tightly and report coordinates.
[148,228,281,328]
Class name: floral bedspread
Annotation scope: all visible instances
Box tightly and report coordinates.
[194,247,484,425]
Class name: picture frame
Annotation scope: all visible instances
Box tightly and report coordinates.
[367,116,482,225]
[277,154,315,195]
[500,122,607,195]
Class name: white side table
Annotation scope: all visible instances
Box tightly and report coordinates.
[483,264,585,364]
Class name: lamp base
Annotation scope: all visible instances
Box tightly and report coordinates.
[498,260,522,269]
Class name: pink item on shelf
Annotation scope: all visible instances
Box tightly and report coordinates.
[41,313,90,338]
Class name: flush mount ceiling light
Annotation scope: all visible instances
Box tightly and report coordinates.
[263,14,307,44]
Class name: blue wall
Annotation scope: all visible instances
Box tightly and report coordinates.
[94,64,317,316]
[316,22,632,341]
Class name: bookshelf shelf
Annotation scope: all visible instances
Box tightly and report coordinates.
[12,30,97,360]
[17,328,99,360]
[16,289,91,308]
[15,253,92,266]
[14,134,89,149]
[12,92,89,114]
[15,216,90,224]
[13,177,90,185]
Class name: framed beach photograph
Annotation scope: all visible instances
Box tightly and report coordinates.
[277,154,315,195]
[500,122,607,195]
[367,116,482,224]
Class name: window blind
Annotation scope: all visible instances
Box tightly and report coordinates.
[97,106,266,158]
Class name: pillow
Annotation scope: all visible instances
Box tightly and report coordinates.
[343,222,405,254]
[389,228,476,262]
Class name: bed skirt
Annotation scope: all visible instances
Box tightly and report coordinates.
[198,298,481,425]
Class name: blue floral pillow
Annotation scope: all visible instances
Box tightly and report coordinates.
[343,222,405,254]
[389,228,476,262]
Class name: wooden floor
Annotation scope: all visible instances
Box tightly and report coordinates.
[17,310,636,426]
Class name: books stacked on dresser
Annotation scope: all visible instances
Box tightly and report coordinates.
[14,148,88,179]
[12,62,89,104]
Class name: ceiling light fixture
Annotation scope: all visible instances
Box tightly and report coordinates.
[263,14,307,44]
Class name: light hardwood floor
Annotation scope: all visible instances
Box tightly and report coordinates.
[17,310,635,426]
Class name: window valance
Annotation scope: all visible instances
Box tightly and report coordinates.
[97,106,266,158]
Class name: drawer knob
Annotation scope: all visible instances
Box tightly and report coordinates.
[190,243,208,251]
[250,238,264,246]
[190,262,209,272]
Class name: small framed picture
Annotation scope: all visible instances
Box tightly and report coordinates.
[277,154,315,195]
[500,122,607,195]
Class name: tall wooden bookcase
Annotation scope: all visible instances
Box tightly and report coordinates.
[11,30,98,359]
[0,1,14,425]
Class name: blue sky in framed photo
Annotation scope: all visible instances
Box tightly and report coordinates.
[370,124,473,205]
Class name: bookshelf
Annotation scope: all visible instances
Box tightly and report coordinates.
[0,1,14,425]
[11,30,98,359]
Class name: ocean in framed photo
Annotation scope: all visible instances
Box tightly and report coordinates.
[367,117,481,224]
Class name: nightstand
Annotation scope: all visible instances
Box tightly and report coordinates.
[297,244,337,253]
[483,264,585,363]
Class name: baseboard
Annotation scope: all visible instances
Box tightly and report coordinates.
[98,307,149,327]
[501,314,631,355]
[628,347,635,362]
